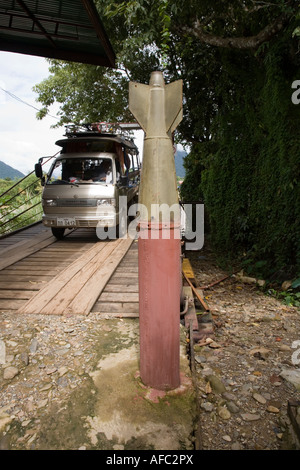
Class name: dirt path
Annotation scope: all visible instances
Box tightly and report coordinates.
[0,242,299,451]
[188,246,300,450]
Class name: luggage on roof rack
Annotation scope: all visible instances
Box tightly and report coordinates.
[65,122,141,137]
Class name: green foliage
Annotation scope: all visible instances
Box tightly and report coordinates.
[33,62,132,127]
[32,0,300,282]
[0,175,43,235]
[268,288,300,308]
[180,144,206,202]
[181,22,300,281]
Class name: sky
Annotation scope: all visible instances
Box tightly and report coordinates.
[0,51,144,176]
[0,51,64,175]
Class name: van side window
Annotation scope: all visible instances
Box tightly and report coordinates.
[124,149,131,175]
[115,160,121,181]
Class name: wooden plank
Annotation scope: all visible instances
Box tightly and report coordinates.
[182,286,198,331]
[25,253,78,260]
[182,258,197,286]
[18,238,135,315]
[183,271,210,312]
[0,223,45,248]
[0,290,33,299]
[115,266,137,273]
[109,277,139,285]
[112,271,138,278]
[0,274,53,282]
[98,292,139,302]
[104,284,139,293]
[4,268,63,275]
[33,248,82,254]
[118,264,138,270]
[21,259,74,265]
[0,299,25,310]
[65,238,133,315]
[10,260,71,268]
[43,245,88,252]
[42,240,121,315]
[1,226,136,315]
[0,281,46,290]
[0,228,51,253]
[17,240,110,314]
[122,253,138,259]
[92,301,139,314]
[0,231,57,270]
[94,311,139,318]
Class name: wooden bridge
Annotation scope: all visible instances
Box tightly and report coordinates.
[0,223,139,317]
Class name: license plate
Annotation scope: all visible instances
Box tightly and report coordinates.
[57,217,76,227]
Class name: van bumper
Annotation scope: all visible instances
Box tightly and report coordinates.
[42,214,117,228]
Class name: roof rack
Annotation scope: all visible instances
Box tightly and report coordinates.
[65,122,141,137]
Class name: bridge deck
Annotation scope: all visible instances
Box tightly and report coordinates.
[0,224,139,317]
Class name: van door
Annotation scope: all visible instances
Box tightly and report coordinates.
[126,150,140,203]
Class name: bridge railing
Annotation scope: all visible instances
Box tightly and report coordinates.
[0,156,54,236]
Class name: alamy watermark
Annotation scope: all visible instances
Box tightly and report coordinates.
[95,197,204,250]
[291,80,300,105]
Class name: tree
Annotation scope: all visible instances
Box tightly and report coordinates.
[33,0,300,279]
[34,1,299,130]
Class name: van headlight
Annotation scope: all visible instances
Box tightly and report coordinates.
[97,198,116,207]
[43,199,57,206]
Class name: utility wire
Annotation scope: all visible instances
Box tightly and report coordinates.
[0,86,59,120]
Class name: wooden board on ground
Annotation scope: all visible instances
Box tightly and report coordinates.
[91,242,139,318]
[91,302,140,317]
[0,230,57,270]
[0,222,46,250]
[0,281,47,291]
[182,257,197,286]
[17,237,133,315]
[182,286,198,331]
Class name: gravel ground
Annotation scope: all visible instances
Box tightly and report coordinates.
[0,243,299,451]
[0,313,142,450]
[188,245,300,450]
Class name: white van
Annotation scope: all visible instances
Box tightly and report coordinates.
[35,124,141,239]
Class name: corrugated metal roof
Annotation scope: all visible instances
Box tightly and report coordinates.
[0,0,115,67]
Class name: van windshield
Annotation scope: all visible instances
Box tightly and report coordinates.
[46,158,114,185]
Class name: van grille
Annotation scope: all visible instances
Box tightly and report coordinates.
[77,220,99,227]
[56,199,97,207]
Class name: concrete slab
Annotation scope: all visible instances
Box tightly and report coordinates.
[86,320,197,450]
[0,316,197,451]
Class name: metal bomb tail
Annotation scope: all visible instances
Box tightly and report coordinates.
[129,72,183,390]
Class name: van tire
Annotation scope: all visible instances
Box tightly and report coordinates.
[51,227,65,239]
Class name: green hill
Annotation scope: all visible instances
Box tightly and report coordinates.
[0,161,25,180]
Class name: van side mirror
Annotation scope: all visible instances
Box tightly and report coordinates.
[35,162,43,178]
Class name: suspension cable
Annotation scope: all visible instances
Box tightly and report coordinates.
[0,192,41,221]
[0,201,42,230]
[0,178,40,210]
[0,152,58,235]
[0,209,44,236]
[0,153,57,200]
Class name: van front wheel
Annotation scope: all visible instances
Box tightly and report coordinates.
[51,227,65,239]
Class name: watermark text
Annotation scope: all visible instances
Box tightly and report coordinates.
[291,80,300,104]
[95,198,204,250]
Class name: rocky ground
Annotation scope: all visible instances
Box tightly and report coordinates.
[0,310,194,451]
[0,244,299,451]
[0,312,127,450]
[188,245,300,451]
